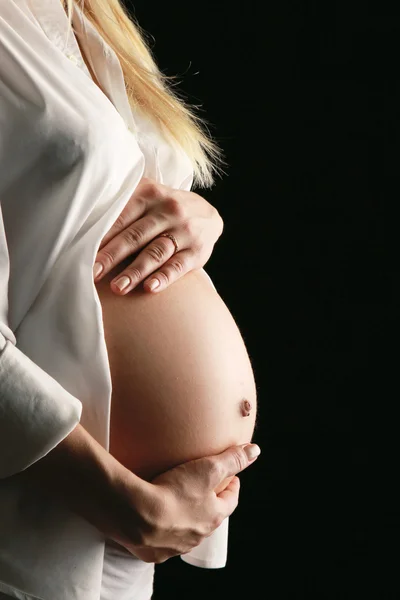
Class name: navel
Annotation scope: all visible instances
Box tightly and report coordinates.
[240,399,252,417]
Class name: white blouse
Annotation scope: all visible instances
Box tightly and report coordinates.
[0,1,228,599]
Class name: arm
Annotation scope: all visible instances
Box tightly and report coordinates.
[1,199,260,570]
[1,194,259,565]
[15,416,260,565]
[16,421,149,549]
[0,211,82,480]
[0,30,84,479]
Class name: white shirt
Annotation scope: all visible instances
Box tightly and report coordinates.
[0,1,228,599]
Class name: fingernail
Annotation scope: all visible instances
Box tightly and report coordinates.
[93,262,103,279]
[244,444,261,461]
[147,278,160,291]
[113,276,130,292]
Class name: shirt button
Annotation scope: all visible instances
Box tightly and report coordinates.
[67,54,79,65]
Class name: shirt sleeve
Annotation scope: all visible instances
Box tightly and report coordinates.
[0,181,82,484]
[0,16,83,480]
[180,516,229,569]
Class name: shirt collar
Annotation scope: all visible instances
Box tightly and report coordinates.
[30,0,138,134]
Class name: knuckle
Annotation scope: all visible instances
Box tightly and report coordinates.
[212,512,224,530]
[144,214,159,230]
[203,515,223,537]
[164,196,185,219]
[122,227,145,248]
[191,525,207,542]
[168,259,185,275]
[140,180,161,199]
[231,449,247,473]
[113,212,127,232]
[125,267,142,282]
[132,193,146,211]
[155,271,169,285]
[145,242,168,263]
[100,248,117,267]
[180,219,197,239]
[183,247,197,263]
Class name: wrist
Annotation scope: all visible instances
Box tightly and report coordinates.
[111,469,164,548]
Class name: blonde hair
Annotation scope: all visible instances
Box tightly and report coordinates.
[63,0,226,188]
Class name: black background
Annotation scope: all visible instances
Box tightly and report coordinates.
[128,1,398,599]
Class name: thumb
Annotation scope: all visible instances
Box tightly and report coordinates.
[209,443,261,490]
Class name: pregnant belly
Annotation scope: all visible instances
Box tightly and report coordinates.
[95,259,258,484]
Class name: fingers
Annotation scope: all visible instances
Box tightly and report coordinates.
[107,236,181,295]
[94,215,163,281]
[207,444,261,491]
[97,188,150,251]
[203,476,241,527]
[108,244,195,295]
[214,475,236,495]
[216,476,240,507]
[142,249,195,293]
[94,183,187,278]
[97,177,166,251]
[93,178,221,295]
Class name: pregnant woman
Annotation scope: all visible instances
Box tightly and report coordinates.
[93,180,258,484]
[0,2,260,600]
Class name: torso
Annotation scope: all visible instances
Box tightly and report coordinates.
[62,0,257,480]
[95,261,257,482]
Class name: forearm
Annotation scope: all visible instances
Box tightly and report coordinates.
[16,422,150,547]
[5,407,259,566]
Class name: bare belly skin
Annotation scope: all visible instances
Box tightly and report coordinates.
[95,258,258,483]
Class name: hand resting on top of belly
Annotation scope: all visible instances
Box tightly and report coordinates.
[95,258,258,486]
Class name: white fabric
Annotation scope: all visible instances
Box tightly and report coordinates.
[100,540,154,600]
[0,1,228,598]
[180,514,229,569]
